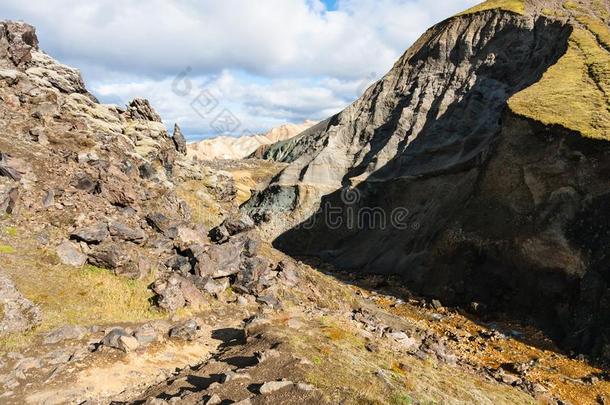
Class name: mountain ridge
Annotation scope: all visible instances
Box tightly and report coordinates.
[187,120,317,161]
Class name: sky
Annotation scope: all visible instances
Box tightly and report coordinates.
[0,0,480,140]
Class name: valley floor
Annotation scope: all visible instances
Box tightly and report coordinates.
[0,160,607,405]
[1,238,608,404]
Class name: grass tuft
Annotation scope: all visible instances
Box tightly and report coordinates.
[5,226,18,237]
[0,245,15,254]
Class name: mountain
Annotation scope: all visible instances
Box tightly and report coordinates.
[2,4,610,404]
[187,121,317,160]
[0,20,551,404]
[245,0,610,360]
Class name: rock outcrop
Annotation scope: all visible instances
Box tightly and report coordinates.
[0,20,276,314]
[172,123,187,155]
[245,0,610,359]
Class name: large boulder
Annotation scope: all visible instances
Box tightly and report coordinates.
[101,328,139,353]
[195,238,245,278]
[146,212,179,239]
[152,274,206,312]
[56,240,87,267]
[87,242,150,279]
[234,256,275,295]
[99,165,139,207]
[209,213,255,243]
[108,220,147,244]
[169,319,201,341]
[70,223,109,244]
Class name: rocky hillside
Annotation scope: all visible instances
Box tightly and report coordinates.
[245,0,610,362]
[187,121,316,161]
[2,5,610,405]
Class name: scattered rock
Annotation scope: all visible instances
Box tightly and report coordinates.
[499,372,522,386]
[146,212,179,239]
[199,276,230,296]
[277,261,299,286]
[0,275,42,335]
[259,380,293,394]
[56,240,87,267]
[118,335,140,352]
[101,328,139,352]
[153,274,206,312]
[173,225,206,250]
[87,241,148,279]
[14,357,42,373]
[71,223,109,244]
[145,397,169,405]
[45,349,74,365]
[0,68,18,84]
[0,185,18,214]
[0,153,29,181]
[205,394,221,405]
[42,190,54,208]
[256,294,279,308]
[178,276,207,308]
[365,341,379,353]
[195,240,244,278]
[387,331,419,351]
[222,370,251,383]
[133,324,159,346]
[234,256,274,295]
[72,173,99,192]
[77,150,99,164]
[108,220,146,244]
[209,213,255,242]
[296,382,316,391]
[43,325,87,344]
[169,319,200,341]
[255,349,280,363]
[153,278,187,313]
[165,254,192,274]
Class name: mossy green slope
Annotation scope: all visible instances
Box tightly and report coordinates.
[458,0,525,16]
[509,1,610,140]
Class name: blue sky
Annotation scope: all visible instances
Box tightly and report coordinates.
[0,0,480,140]
[322,0,339,11]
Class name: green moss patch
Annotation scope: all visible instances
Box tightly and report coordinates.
[509,5,610,140]
[0,245,15,254]
[458,0,525,16]
[5,226,18,237]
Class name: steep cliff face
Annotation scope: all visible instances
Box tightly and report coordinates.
[245,0,610,358]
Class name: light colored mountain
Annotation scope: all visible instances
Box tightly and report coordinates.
[187,121,317,160]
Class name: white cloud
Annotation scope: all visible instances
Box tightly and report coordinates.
[0,0,480,139]
[93,71,354,140]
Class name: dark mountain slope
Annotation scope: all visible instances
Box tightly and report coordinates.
[245,0,610,359]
